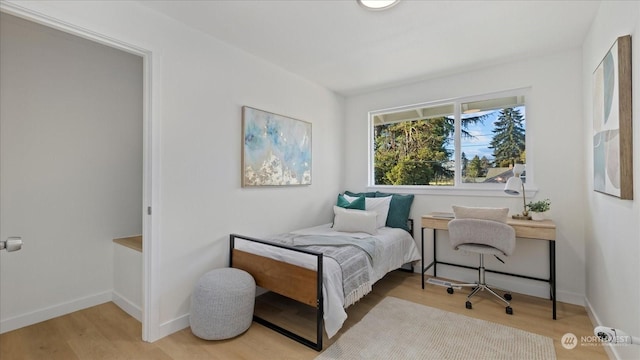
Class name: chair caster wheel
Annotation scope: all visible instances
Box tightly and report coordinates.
[447,287,454,294]
[465,301,472,309]
[504,293,512,301]
[506,306,513,315]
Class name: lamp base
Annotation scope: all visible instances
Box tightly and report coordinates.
[512,214,532,220]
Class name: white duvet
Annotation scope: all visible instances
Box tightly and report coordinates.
[234,223,421,338]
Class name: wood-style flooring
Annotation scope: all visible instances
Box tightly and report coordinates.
[0,271,608,359]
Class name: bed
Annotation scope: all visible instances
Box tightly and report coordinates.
[229,192,421,351]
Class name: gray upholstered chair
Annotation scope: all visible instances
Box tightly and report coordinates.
[446,206,516,315]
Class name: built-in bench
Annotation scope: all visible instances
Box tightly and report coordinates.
[113,235,142,252]
[113,235,142,322]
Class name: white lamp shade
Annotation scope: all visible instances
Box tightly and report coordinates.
[513,163,525,175]
[504,176,522,195]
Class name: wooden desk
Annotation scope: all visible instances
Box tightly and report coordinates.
[421,213,557,319]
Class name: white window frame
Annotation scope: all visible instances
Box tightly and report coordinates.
[367,88,537,197]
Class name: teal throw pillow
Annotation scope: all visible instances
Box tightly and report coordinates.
[344,190,376,198]
[376,192,415,231]
[337,194,366,210]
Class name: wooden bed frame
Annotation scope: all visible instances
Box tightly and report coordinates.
[228,219,414,351]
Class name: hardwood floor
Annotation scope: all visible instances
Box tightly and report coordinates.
[0,271,608,359]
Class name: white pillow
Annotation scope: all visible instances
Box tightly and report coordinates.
[344,194,392,228]
[332,206,378,235]
[452,205,509,223]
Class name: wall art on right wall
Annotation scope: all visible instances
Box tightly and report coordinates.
[593,34,633,200]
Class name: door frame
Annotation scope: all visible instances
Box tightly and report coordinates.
[0,2,159,341]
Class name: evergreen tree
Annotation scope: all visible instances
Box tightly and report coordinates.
[461,152,469,177]
[466,155,482,180]
[480,156,491,176]
[373,112,487,185]
[519,150,526,164]
[489,108,526,167]
[374,117,452,185]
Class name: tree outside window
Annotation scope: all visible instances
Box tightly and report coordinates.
[371,94,526,187]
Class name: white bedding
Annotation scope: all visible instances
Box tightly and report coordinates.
[234,223,421,338]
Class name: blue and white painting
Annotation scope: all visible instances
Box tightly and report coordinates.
[593,40,621,197]
[242,106,311,186]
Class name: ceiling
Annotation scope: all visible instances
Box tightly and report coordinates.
[139,0,601,96]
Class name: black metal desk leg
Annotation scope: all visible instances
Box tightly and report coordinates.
[433,229,437,277]
[550,241,556,320]
[421,227,425,289]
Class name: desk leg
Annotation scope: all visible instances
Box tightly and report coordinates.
[432,229,438,277]
[421,227,438,288]
[550,240,556,320]
[421,227,425,289]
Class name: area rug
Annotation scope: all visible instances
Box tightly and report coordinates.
[315,297,555,360]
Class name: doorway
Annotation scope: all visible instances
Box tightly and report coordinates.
[0,10,152,339]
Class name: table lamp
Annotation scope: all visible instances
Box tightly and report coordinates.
[504,163,530,220]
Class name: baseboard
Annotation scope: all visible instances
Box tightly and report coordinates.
[112,290,142,322]
[0,290,112,334]
[157,313,191,339]
[556,289,585,306]
[585,297,617,360]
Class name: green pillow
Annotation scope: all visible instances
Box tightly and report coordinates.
[337,194,366,210]
[376,192,414,231]
[344,190,376,198]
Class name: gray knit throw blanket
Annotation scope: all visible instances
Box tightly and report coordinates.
[266,234,381,308]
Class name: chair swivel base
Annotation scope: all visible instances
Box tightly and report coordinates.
[447,283,513,315]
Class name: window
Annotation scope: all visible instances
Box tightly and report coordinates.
[369,91,527,190]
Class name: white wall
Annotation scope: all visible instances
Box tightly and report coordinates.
[583,2,640,359]
[344,50,586,304]
[0,12,142,332]
[1,0,345,340]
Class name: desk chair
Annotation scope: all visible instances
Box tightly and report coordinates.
[446,214,516,315]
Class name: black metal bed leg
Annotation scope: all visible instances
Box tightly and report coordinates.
[316,256,323,350]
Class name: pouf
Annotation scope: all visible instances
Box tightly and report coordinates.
[190,268,256,340]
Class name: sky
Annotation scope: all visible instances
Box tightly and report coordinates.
[454,106,526,163]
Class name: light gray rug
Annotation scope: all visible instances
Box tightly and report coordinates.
[316,297,556,360]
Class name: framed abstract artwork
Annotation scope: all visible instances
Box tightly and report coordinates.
[242,106,312,187]
[593,35,633,199]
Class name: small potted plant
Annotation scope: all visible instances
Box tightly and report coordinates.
[526,199,551,221]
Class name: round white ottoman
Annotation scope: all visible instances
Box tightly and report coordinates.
[190,268,256,340]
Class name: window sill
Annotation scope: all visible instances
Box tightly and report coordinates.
[367,185,538,198]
